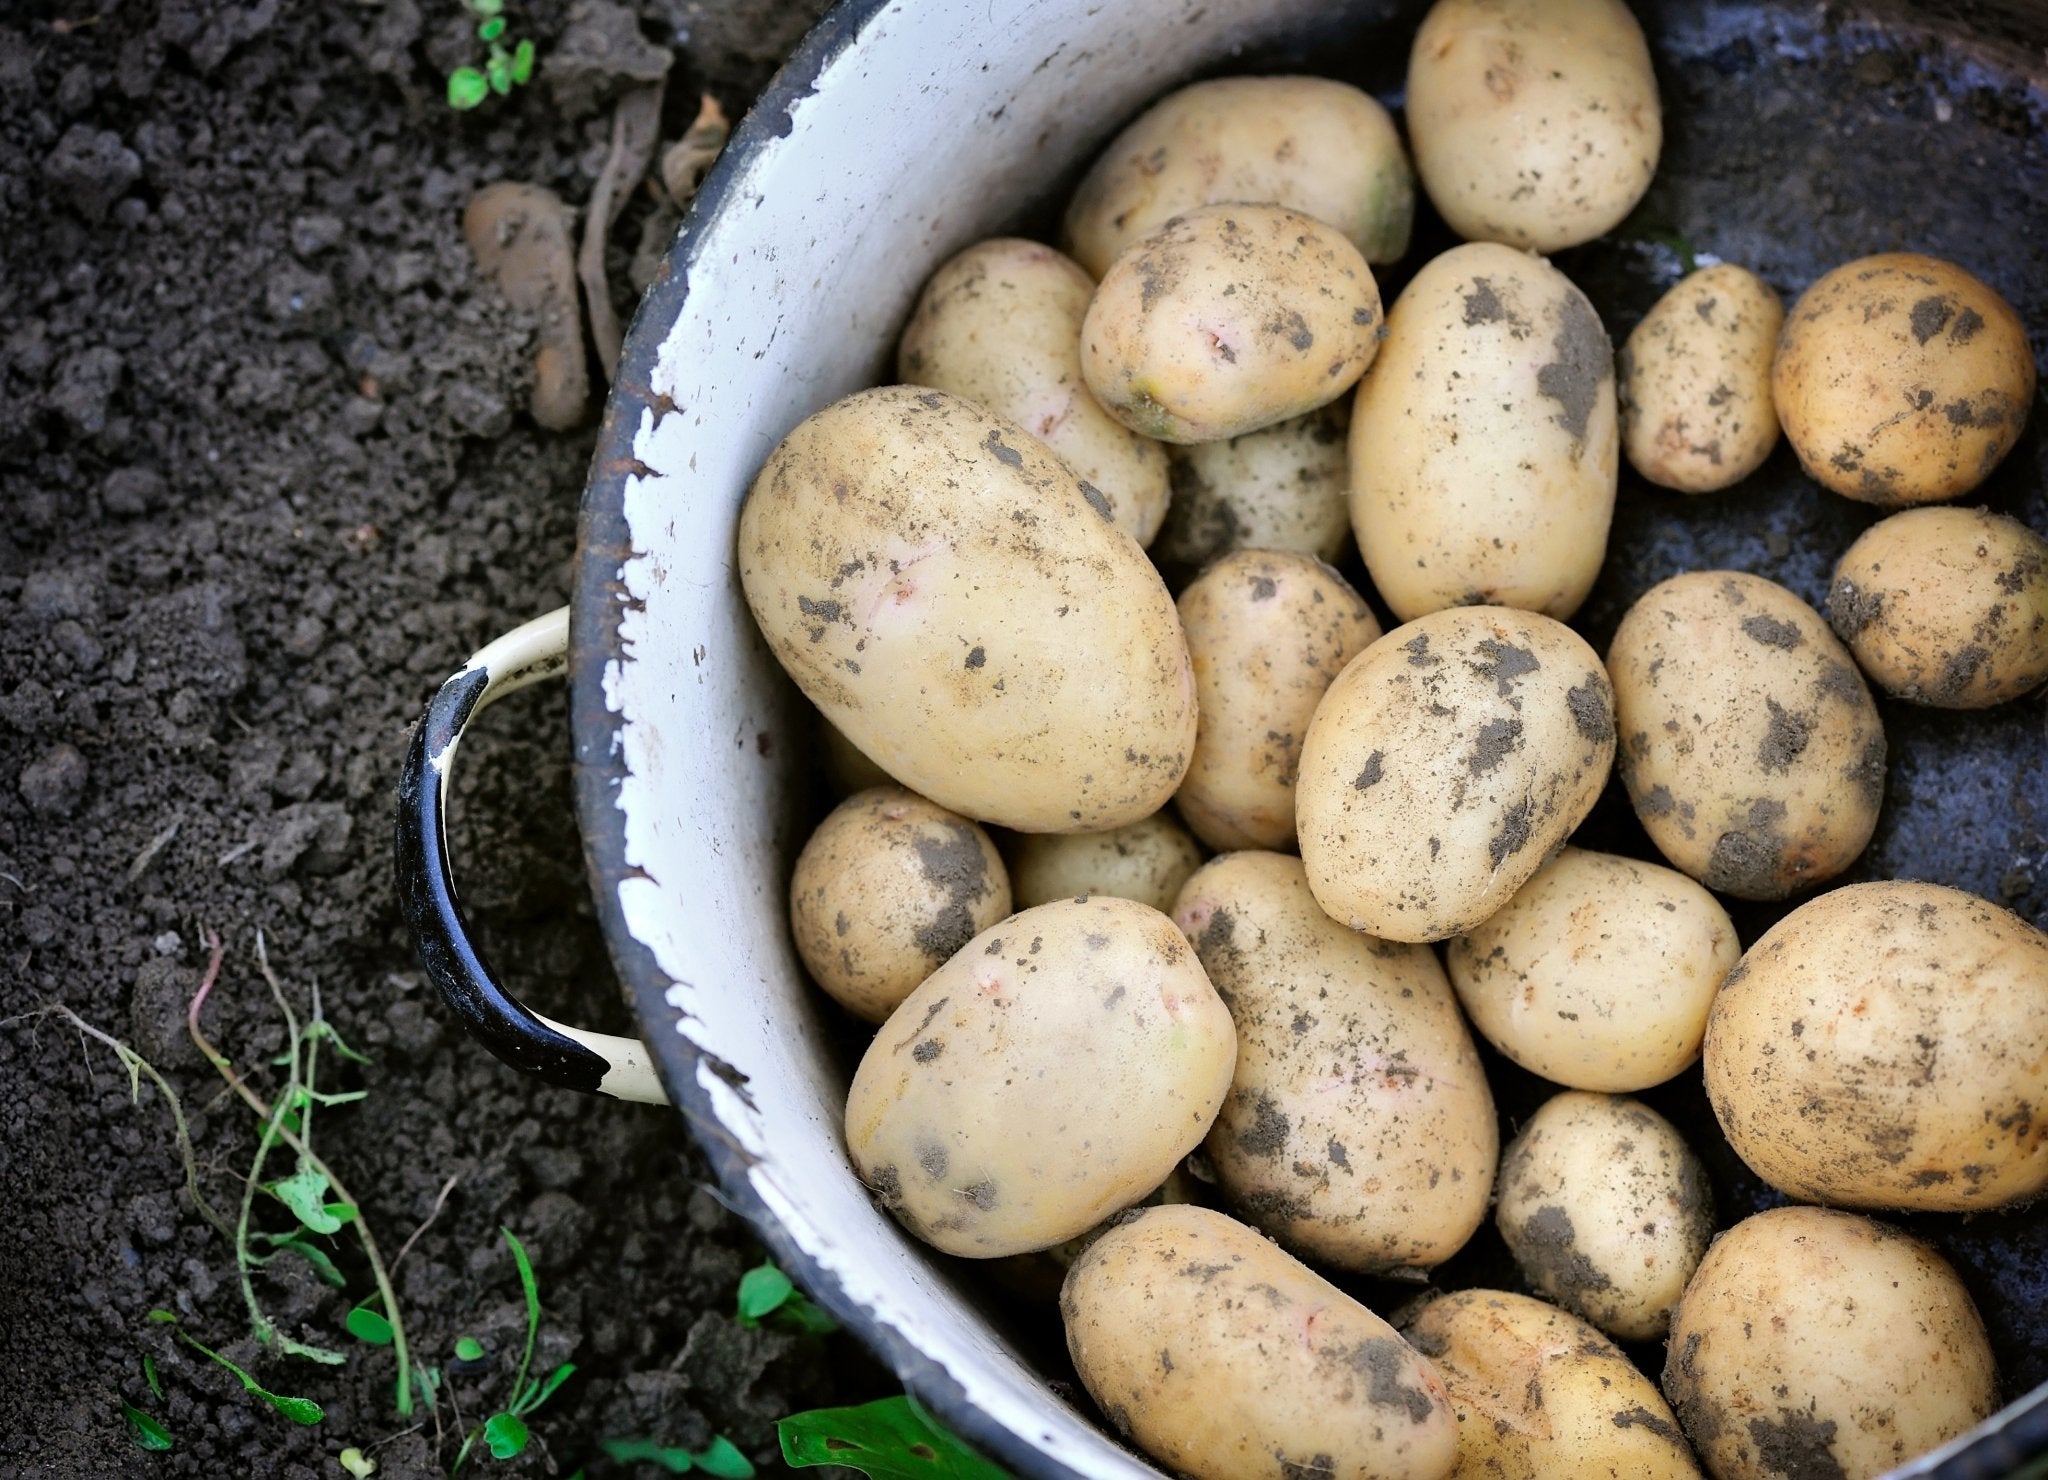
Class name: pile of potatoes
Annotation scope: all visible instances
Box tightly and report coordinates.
[736,1,2047,1477]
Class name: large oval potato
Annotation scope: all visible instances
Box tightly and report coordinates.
[1082,204,1382,445]
[1176,551,1382,851]
[1063,1205,1459,1480]
[1620,264,1784,494]
[845,896,1235,1257]
[1609,571,1885,900]
[1064,75,1416,277]
[1350,243,1618,621]
[897,238,1171,546]
[1297,606,1615,943]
[1401,1290,1701,1480]
[1664,1207,1997,1480]
[1704,880,2048,1212]
[738,386,1195,833]
[1406,0,1661,252]
[1175,852,1497,1274]
[1009,810,1205,914]
[1151,404,1352,583]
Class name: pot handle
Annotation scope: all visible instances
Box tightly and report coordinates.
[394,607,667,1105]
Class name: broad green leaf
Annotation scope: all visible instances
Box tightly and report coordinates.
[778,1397,1011,1480]
[454,1336,484,1362]
[448,68,489,109]
[483,1411,529,1459]
[124,1404,173,1451]
[692,1434,755,1480]
[269,1164,343,1234]
[736,1262,794,1324]
[602,1437,694,1472]
[347,1306,394,1346]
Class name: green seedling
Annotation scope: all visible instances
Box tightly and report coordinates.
[779,1396,1012,1480]
[148,1310,324,1425]
[123,1403,173,1451]
[455,1335,485,1362]
[601,1434,755,1477]
[452,1229,576,1472]
[143,1354,163,1400]
[347,1300,395,1346]
[734,1259,836,1335]
[448,0,536,110]
[340,1447,378,1478]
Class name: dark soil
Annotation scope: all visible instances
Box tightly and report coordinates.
[0,2,888,1476]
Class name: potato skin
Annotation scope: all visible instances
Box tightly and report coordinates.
[1176,551,1382,851]
[1297,606,1616,943]
[1774,253,2035,505]
[1406,0,1661,253]
[845,897,1235,1257]
[1400,1290,1701,1480]
[1152,403,1352,583]
[1609,571,1885,901]
[1064,75,1416,277]
[1349,243,1617,621]
[1009,810,1205,914]
[1446,847,1739,1092]
[790,787,1012,1024]
[1704,880,2048,1212]
[1175,853,1497,1274]
[1664,1207,1996,1480]
[1828,506,2048,708]
[1082,204,1382,445]
[1620,265,1784,494]
[737,386,1195,833]
[1063,1205,1459,1480]
[897,238,1170,546]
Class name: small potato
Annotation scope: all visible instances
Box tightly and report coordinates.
[898,239,1171,545]
[1350,243,1618,621]
[1609,571,1885,900]
[1664,1207,1997,1480]
[1704,880,2048,1212]
[1620,265,1784,493]
[1297,607,1616,943]
[1009,811,1205,914]
[845,897,1235,1257]
[820,715,891,795]
[1175,852,1497,1274]
[1828,506,2048,708]
[1063,1205,1458,1480]
[1446,847,1739,1092]
[1064,76,1416,277]
[790,787,1012,1023]
[1496,1092,1714,1342]
[1406,0,1661,253]
[1151,403,1352,583]
[1176,552,1382,851]
[1774,253,2035,505]
[1400,1290,1701,1480]
[1081,204,1382,445]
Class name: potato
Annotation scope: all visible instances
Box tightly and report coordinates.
[1063,1204,1458,1480]
[1174,852,1497,1274]
[1151,403,1352,582]
[1446,847,1739,1092]
[845,896,1234,1257]
[990,1166,1198,1303]
[1297,606,1615,943]
[789,787,1012,1023]
[1009,810,1204,914]
[1349,243,1617,621]
[898,238,1171,546]
[1664,1207,1997,1480]
[1081,204,1382,445]
[1774,253,2035,505]
[1495,1092,1714,1342]
[1608,571,1884,901]
[1828,505,2048,708]
[1176,551,1382,851]
[1619,265,1784,494]
[821,715,891,795]
[1064,76,1416,278]
[1704,880,2048,1212]
[738,386,1195,833]
[1400,1290,1701,1480]
[1406,0,1661,253]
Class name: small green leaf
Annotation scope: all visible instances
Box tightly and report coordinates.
[448,68,489,109]
[323,1201,360,1226]
[277,1333,348,1366]
[347,1305,394,1346]
[147,1309,179,1325]
[486,52,512,94]
[603,1437,695,1472]
[340,1446,377,1478]
[414,1364,442,1413]
[306,1018,374,1064]
[470,0,503,16]
[517,1361,574,1416]
[269,1164,343,1234]
[692,1435,755,1480]
[736,1262,794,1324]
[124,1403,174,1451]
[778,1396,1011,1480]
[483,1411,530,1459]
[258,1233,347,1288]
[143,1354,163,1400]
[479,16,506,41]
[267,1392,325,1426]
[171,1326,325,1426]
[510,39,535,84]
[772,1296,839,1336]
[455,1336,484,1362]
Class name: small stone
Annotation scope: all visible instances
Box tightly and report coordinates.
[21,567,99,622]
[20,743,89,816]
[288,212,344,258]
[103,466,166,515]
[51,620,104,672]
[44,125,142,222]
[443,381,511,440]
[129,955,203,1069]
[261,801,354,878]
[56,63,99,115]
[264,264,336,333]
[50,347,124,436]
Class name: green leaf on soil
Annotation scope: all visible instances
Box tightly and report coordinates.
[604,1437,695,1472]
[448,68,489,109]
[486,52,512,94]
[277,1333,348,1366]
[735,1262,794,1324]
[254,1232,347,1288]
[455,1335,484,1362]
[173,1325,324,1425]
[691,1434,755,1479]
[483,1411,530,1459]
[339,1446,376,1478]
[123,1403,174,1451]
[146,1309,178,1325]
[143,1354,163,1400]
[779,1397,1011,1480]
[517,1361,574,1416]
[510,39,535,84]
[268,1163,343,1234]
[479,16,506,41]
[347,1305,394,1346]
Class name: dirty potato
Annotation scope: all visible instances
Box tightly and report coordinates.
[1349,243,1617,621]
[1175,852,1497,1274]
[1297,607,1616,943]
[1446,847,1740,1092]
[1400,1290,1701,1480]
[1063,1204,1459,1480]
[1620,265,1784,493]
[1664,1207,1997,1480]
[1704,880,2048,1212]
[1081,204,1382,444]
[1828,505,2048,708]
[789,786,1012,1023]
[845,896,1235,1257]
[990,1167,1199,1303]
[738,386,1195,833]
[1063,75,1416,277]
[1176,551,1382,851]
[1151,403,1353,584]
[1609,571,1885,901]
[1009,810,1205,914]
[898,238,1171,545]
[1774,253,2035,504]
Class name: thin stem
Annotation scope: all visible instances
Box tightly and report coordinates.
[255,930,309,1153]
[235,1105,286,1345]
[392,1169,464,1275]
